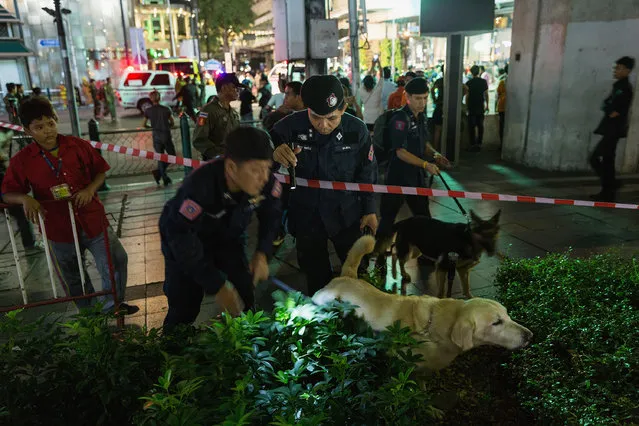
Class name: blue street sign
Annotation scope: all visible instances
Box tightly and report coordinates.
[38,39,60,48]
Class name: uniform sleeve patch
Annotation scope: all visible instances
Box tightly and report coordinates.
[394,120,406,131]
[197,112,208,126]
[179,199,203,221]
[271,180,282,198]
[368,144,375,162]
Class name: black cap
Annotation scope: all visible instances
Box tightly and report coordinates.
[301,75,344,115]
[617,56,635,71]
[215,72,248,92]
[405,77,428,95]
[225,126,273,162]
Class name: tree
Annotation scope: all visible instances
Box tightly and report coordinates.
[379,38,403,73]
[198,0,255,55]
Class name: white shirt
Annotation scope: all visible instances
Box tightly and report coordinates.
[358,80,384,125]
[381,78,396,111]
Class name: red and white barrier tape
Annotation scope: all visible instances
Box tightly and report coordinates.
[2,121,638,210]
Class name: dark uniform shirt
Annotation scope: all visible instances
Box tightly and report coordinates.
[386,105,428,186]
[159,159,282,291]
[192,98,240,158]
[599,77,634,138]
[270,111,377,237]
[144,104,173,143]
[178,83,199,107]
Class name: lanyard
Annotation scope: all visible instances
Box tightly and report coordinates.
[40,150,63,179]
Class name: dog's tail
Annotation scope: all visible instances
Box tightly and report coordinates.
[341,235,376,279]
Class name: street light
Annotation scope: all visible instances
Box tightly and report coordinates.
[42,2,81,137]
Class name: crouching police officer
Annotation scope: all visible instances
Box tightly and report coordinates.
[160,127,282,328]
[377,77,451,244]
[270,75,378,296]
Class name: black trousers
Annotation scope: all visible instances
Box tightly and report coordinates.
[498,112,505,146]
[377,192,431,239]
[162,242,253,328]
[153,137,176,180]
[468,114,485,146]
[296,219,363,296]
[589,133,620,196]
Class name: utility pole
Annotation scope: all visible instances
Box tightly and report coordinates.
[167,0,177,56]
[305,0,327,76]
[191,0,200,63]
[348,0,360,92]
[119,0,130,65]
[50,0,81,137]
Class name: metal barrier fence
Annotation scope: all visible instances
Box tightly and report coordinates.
[0,200,120,317]
[98,127,186,177]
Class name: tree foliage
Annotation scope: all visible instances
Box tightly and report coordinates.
[197,0,256,56]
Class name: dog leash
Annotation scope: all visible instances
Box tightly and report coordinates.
[436,174,470,222]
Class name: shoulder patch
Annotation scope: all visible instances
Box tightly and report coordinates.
[197,112,208,126]
[179,199,203,221]
[271,180,282,199]
[394,120,406,131]
[368,144,375,162]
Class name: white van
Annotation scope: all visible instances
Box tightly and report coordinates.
[118,70,176,113]
[267,62,306,94]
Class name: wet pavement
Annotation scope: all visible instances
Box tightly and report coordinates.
[2,147,639,328]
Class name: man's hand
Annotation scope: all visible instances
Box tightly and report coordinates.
[423,161,440,176]
[22,196,44,224]
[609,111,620,118]
[273,144,302,168]
[73,188,95,208]
[250,251,269,286]
[360,213,378,235]
[434,153,451,169]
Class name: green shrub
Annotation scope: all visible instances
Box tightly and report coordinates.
[0,292,440,426]
[495,253,639,425]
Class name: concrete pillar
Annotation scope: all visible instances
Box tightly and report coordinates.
[504,0,639,173]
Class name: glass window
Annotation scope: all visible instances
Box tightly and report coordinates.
[151,73,170,86]
[124,72,152,86]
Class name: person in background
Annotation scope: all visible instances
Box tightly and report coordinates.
[258,75,273,119]
[358,60,384,132]
[239,83,256,123]
[175,77,198,121]
[590,56,635,202]
[343,84,364,120]
[3,83,20,125]
[381,66,396,111]
[1,97,137,314]
[15,84,25,104]
[464,65,489,152]
[104,77,117,123]
[496,66,508,149]
[262,81,304,131]
[480,65,492,87]
[387,76,407,110]
[0,129,40,252]
[192,73,244,161]
[268,76,287,111]
[143,90,175,186]
[89,79,101,120]
[431,67,444,151]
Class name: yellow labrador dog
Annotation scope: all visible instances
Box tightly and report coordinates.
[312,236,533,371]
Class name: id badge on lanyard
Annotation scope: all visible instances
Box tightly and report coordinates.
[41,150,71,200]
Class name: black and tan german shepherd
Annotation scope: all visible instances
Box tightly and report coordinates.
[374,210,501,298]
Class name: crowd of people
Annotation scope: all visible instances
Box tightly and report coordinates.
[0,54,633,324]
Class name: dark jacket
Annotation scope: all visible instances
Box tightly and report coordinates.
[595,77,634,138]
[270,111,378,237]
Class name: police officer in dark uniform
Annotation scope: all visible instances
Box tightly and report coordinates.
[377,77,450,241]
[160,126,282,328]
[271,75,378,296]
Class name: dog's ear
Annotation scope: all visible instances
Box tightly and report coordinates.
[490,209,502,224]
[451,318,475,351]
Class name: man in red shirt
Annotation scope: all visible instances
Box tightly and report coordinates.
[1,97,138,314]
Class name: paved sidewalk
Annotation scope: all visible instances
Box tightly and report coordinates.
[2,148,639,327]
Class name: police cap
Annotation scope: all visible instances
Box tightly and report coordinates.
[225,126,273,162]
[405,77,429,95]
[301,75,344,115]
[215,72,247,92]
